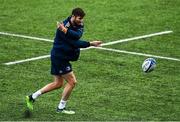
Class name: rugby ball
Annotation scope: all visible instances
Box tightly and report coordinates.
[142,58,156,73]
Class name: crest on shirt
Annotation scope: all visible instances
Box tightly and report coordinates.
[65,22,70,28]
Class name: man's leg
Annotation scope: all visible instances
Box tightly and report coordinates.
[26,75,64,110]
[57,71,77,114]
[62,71,77,100]
[40,75,64,94]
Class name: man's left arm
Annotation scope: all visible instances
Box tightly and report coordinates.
[57,22,102,48]
[66,28,83,40]
[66,39,102,48]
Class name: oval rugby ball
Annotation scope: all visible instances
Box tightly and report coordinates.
[142,58,156,73]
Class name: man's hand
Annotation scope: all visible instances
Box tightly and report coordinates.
[90,41,102,47]
[57,21,67,34]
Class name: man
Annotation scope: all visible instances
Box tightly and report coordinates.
[26,8,102,114]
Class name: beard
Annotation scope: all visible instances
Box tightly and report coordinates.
[74,18,82,26]
[74,20,81,26]
[71,16,83,26]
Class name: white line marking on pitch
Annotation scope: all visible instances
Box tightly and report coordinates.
[96,47,180,62]
[4,46,180,65]
[4,55,51,65]
[0,32,53,42]
[3,48,93,65]
[101,31,173,46]
[0,31,173,44]
[1,31,174,65]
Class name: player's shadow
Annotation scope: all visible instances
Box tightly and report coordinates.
[23,109,32,118]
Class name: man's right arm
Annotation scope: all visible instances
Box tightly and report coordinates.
[57,22,83,40]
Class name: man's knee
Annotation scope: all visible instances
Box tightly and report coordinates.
[68,78,77,88]
[53,81,63,88]
[53,75,64,87]
[62,71,77,88]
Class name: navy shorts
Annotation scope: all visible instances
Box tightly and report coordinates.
[51,56,72,75]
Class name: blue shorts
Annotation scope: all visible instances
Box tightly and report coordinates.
[51,56,72,75]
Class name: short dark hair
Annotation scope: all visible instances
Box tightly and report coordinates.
[72,8,85,18]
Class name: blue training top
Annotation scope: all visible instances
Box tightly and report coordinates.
[51,16,90,61]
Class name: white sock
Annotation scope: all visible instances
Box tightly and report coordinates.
[32,90,42,100]
[58,99,67,109]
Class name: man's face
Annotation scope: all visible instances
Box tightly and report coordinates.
[73,16,84,25]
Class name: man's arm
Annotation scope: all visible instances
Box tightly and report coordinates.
[67,39,102,48]
[66,39,90,48]
[57,22,83,40]
[66,28,83,39]
[57,22,102,48]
